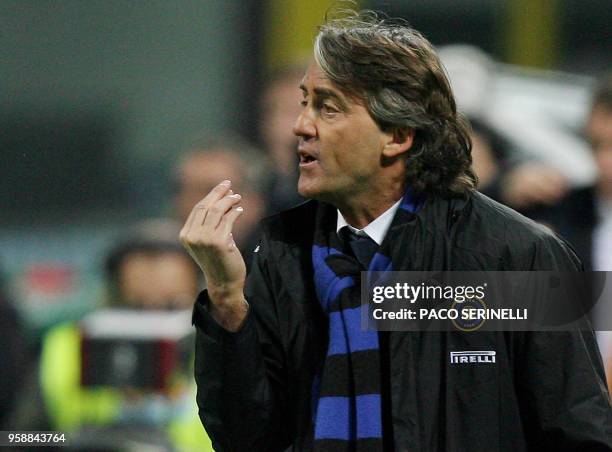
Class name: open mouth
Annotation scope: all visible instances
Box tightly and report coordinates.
[300,155,317,164]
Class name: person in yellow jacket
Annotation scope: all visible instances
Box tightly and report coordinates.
[40,223,214,451]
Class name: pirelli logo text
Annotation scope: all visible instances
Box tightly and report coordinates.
[450,351,496,364]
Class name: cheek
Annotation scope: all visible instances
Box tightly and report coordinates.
[337,133,382,171]
[318,115,385,176]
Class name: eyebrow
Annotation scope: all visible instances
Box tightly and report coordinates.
[299,84,348,109]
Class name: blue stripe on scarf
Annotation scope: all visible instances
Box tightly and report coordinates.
[328,307,379,356]
[366,253,395,300]
[369,252,392,273]
[314,395,383,440]
[312,245,356,310]
[400,188,426,212]
[312,188,425,448]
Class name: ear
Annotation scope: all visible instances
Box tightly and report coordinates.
[382,128,414,158]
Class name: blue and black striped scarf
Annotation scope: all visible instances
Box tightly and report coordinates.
[311,189,425,451]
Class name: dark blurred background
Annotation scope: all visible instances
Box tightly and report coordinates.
[1,0,611,450]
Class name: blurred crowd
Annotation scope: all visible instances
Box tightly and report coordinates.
[1,46,611,451]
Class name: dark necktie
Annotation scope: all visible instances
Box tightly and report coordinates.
[344,228,378,269]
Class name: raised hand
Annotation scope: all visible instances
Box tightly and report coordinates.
[180,180,248,331]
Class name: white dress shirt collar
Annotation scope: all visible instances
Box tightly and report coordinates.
[336,199,402,245]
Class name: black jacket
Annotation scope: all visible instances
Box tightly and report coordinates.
[192,192,612,451]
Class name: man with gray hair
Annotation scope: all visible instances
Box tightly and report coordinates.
[181,11,612,451]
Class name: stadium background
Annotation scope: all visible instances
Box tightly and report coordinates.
[1,0,611,448]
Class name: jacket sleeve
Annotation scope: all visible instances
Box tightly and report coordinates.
[516,232,612,449]
[191,229,292,452]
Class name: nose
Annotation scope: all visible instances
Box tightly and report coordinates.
[292,107,316,139]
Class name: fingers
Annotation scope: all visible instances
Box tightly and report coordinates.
[199,179,232,208]
[203,193,242,230]
[180,190,244,254]
[180,180,233,245]
[193,194,238,231]
[186,179,232,219]
[220,206,244,247]
[178,179,248,298]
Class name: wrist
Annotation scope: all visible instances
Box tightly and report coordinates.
[207,283,245,308]
[208,294,249,332]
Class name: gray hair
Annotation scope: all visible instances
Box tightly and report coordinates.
[314,10,477,196]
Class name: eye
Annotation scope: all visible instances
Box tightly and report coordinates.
[299,99,308,107]
[321,102,339,114]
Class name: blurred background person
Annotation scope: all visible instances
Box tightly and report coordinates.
[439,44,570,221]
[549,74,612,388]
[1,0,610,436]
[469,118,567,223]
[39,220,213,452]
[552,74,612,270]
[104,220,198,310]
[258,62,306,214]
[173,135,267,266]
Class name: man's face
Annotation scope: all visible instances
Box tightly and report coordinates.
[587,105,612,189]
[119,252,198,310]
[293,63,390,202]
